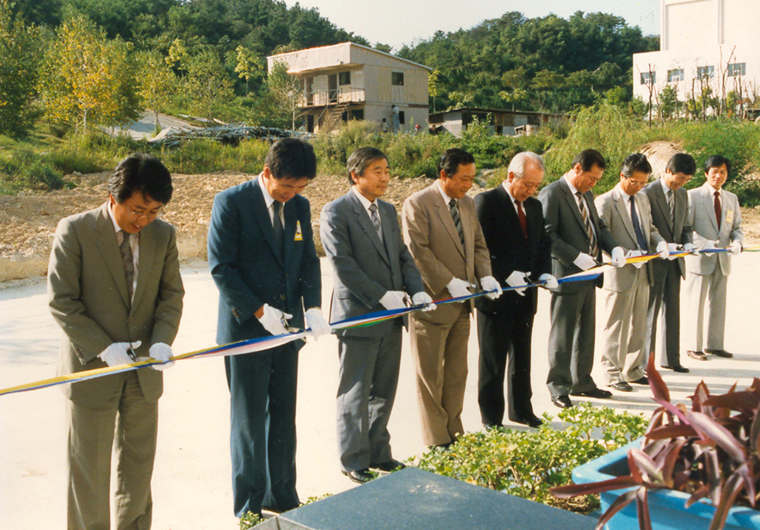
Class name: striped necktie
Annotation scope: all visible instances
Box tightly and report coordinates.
[449,198,465,248]
[119,232,134,303]
[369,202,383,241]
[576,192,598,258]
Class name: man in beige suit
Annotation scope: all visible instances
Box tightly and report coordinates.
[595,153,668,392]
[402,148,501,448]
[48,154,184,530]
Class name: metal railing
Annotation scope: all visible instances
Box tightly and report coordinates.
[301,87,366,107]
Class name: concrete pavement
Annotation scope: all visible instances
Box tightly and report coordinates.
[1,255,759,529]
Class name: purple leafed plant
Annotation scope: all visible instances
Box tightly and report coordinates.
[551,354,760,530]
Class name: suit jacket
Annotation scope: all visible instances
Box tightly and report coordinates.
[401,182,491,322]
[538,177,617,293]
[685,183,744,276]
[642,179,692,278]
[48,202,184,406]
[595,186,665,292]
[320,190,424,338]
[474,185,551,315]
[208,177,321,345]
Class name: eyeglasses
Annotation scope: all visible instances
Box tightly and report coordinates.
[128,206,164,221]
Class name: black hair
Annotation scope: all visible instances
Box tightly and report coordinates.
[620,153,652,178]
[346,147,387,185]
[666,153,697,176]
[108,153,173,205]
[571,149,607,172]
[704,155,731,175]
[265,138,317,180]
[438,148,475,178]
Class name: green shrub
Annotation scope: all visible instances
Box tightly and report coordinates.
[0,146,65,193]
[409,402,647,514]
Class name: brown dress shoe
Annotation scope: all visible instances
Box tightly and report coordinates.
[686,350,707,361]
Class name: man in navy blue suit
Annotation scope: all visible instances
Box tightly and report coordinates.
[208,138,330,519]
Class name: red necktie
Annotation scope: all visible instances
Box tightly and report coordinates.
[516,201,528,239]
[714,191,721,229]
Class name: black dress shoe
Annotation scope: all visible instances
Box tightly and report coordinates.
[687,350,708,361]
[704,349,733,358]
[629,376,649,385]
[370,459,406,472]
[483,422,502,431]
[343,469,374,484]
[609,381,633,392]
[509,415,543,428]
[551,395,573,408]
[669,365,690,373]
[571,388,613,399]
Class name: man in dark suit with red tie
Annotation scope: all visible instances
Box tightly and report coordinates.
[474,152,557,428]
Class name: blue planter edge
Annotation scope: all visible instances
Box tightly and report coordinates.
[571,438,760,529]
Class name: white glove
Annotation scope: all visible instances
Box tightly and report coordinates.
[626,249,645,269]
[656,241,670,260]
[610,246,626,268]
[379,290,407,310]
[682,242,696,254]
[149,342,174,371]
[447,277,474,299]
[506,270,530,296]
[573,252,597,271]
[666,242,680,260]
[98,340,142,367]
[257,304,293,336]
[412,291,436,312]
[305,308,331,339]
[729,240,743,255]
[480,276,503,300]
[538,273,559,289]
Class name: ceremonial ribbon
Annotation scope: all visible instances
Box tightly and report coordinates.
[2,245,756,397]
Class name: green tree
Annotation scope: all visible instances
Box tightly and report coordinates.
[659,85,679,120]
[184,49,233,121]
[136,49,176,130]
[266,60,303,130]
[0,0,41,136]
[39,14,140,134]
[234,45,263,95]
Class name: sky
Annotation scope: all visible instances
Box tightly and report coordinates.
[282,0,661,52]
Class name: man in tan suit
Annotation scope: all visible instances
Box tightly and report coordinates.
[48,154,184,530]
[402,148,501,448]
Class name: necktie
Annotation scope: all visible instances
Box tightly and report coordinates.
[449,198,465,248]
[119,232,134,303]
[575,192,598,258]
[630,196,648,251]
[272,201,285,258]
[516,200,528,240]
[667,189,675,227]
[714,190,721,229]
[369,202,383,241]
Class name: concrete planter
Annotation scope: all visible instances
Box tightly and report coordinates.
[571,439,760,530]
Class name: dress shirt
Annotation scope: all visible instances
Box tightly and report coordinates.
[436,179,455,204]
[705,182,723,209]
[501,182,523,216]
[259,173,285,227]
[108,200,139,299]
[351,186,381,222]
[563,174,597,239]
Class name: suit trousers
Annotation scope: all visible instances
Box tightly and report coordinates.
[66,371,158,530]
[226,343,299,517]
[647,260,683,368]
[477,302,535,426]
[600,269,649,384]
[685,268,728,352]
[336,322,403,472]
[409,303,470,446]
[547,284,598,397]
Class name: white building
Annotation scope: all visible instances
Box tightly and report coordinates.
[632,0,760,113]
[267,42,431,133]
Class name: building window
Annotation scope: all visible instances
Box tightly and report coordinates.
[727,62,746,77]
[697,65,715,79]
[667,68,684,82]
[640,71,656,85]
[399,111,406,124]
[392,72,404,86]
[338,71,351,85]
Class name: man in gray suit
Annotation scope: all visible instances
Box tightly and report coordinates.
[538,149,626,408]
[642,153,696,372]
[595,154,668,392]
[320,147,433,484]
[48,154,184,530]
[684,155,744,360]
